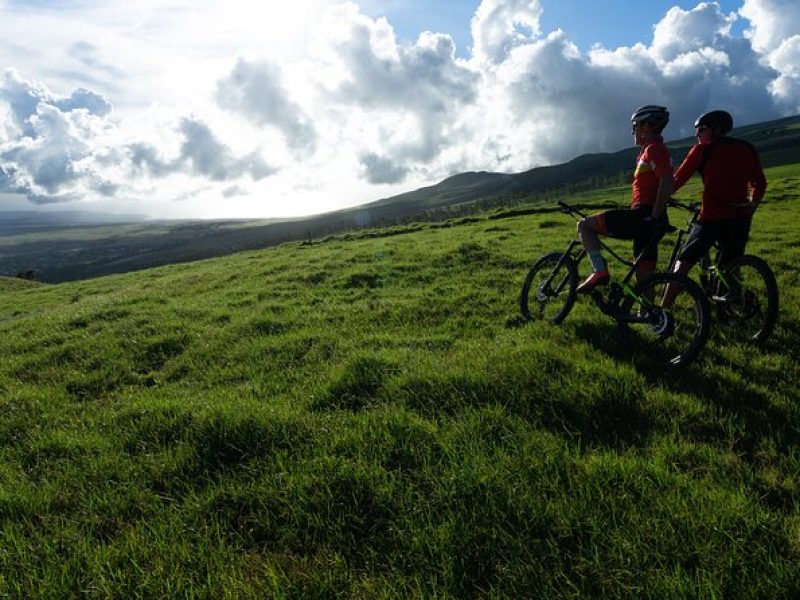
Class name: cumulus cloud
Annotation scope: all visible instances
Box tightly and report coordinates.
[303,0,792,181]
[471,0,543,65]
[740,0,800,111]
[310,3,480,181]
[651,3,736,63]
[0,69,111,137]
[216,58,317,151]
[359,153,409,184]
[493,2,784,166]
[1,0,799,217]
[0,69,275,205]
[129,118,275,181]
[0,70,119,203]
[740,0,800,53]
[177,118,275,181]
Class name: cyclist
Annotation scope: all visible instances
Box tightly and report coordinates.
[668,110,766,280]
[576,105,673,293]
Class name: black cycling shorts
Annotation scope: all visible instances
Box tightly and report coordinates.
[678,216,752,266]
[593,205,660,268]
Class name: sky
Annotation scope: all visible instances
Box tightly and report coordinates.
[0,0,798,220]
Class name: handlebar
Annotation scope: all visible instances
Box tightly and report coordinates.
[557,198,699,224]
[555,199,676,236]
[557,200,588,219]
[667,198,700,213]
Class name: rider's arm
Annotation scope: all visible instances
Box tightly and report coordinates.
[651,174,673,219]
[648,142,674,220]
[749,152,767,206]
[672,144,703,193]
[733,146,767,209]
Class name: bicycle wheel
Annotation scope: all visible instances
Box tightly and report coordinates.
[713,255,778,343]
[519,251,578,324]
[619,273,710,368]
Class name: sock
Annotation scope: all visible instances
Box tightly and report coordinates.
[588,251,607,273]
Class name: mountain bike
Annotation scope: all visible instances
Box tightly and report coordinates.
[519,201,710,367]
[666,199,779,344]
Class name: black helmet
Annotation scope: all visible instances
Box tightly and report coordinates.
[694,110,733,135]
[631,105,670,131]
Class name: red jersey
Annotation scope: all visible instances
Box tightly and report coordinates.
[631,136,672,208]
[673,137,767,221]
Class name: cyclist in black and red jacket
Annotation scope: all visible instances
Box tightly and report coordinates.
[671,110,767,274]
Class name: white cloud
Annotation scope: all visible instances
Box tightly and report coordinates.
[740,0,800,53]
[0,69,274,206]
[128,118,276,182]
[359,152,410,184]
[461,1,782,169]
[0,0,798,218]
[0,69,119,203]
[651,2,735,63]
[313,4,480,176]
[471,0,543,65]
[216,58,317,151]
[740,0,800,111]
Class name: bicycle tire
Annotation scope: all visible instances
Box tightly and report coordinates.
[713,254,778,344]
[619,272,710,368]
[519,252,578,324]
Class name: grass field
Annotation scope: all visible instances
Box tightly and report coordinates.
[1,164,799,597]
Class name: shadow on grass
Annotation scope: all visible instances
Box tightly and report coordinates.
[571,321,626,362]
[395,364,652,451]
[757,315,800,365]
[624,317,800,488]
[572,317,800,462]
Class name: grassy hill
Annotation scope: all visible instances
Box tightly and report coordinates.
[3,115,798,283]
[1,160,798,596]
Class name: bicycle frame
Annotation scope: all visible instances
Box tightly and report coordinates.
[667,199,736,293]
[556,201,671,322]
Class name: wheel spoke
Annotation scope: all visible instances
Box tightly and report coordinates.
[520,252,578,324]
[714,256,778,343]
[622,273,710,367]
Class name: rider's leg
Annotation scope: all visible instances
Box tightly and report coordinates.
[631,205,663,306]
[578,216,605,266]
[718,216,751,268]
[714,218,750,300]
[577,215,610,292]
[662,221,713,308]
[661,259,694,309]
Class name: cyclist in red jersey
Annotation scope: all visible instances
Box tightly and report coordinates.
[670,110,766,273]
[576,105,674,293]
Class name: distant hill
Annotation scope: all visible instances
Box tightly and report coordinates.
[1,114,797,282]
[0,274,43,291]
[0,210,147,234]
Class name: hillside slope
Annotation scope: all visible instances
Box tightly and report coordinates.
[0,164,798,597]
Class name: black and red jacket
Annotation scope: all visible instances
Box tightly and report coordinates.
[673,137,767,221]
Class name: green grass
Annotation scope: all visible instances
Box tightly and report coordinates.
[1,165,799,597]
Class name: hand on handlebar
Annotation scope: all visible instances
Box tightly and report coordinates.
[668,198,700,213]
[731,199,761,209]
[641,212,669,235]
